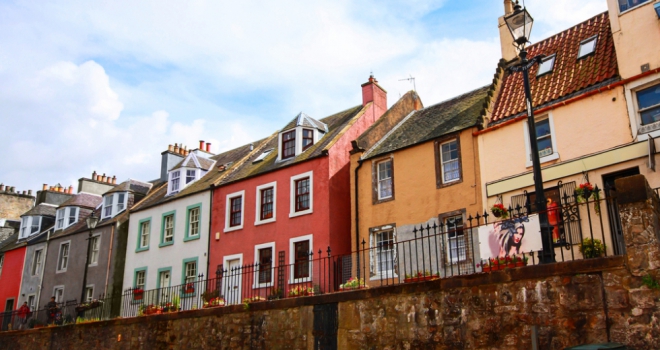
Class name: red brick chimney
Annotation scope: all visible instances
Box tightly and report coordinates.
[361,74,387,123]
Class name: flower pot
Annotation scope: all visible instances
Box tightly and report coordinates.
[184,289,195,294]
[515,261,525,267]
[482,266,491,273]
[507,263,516,269]
[133,294,143,301]
[492,211,502,218]
[581,189,592,200]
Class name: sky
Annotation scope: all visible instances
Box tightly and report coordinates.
[0,0,608,194]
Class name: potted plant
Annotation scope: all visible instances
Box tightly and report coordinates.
[339,277,367,291]
[515,255,526,267]
[288,285,315,297]
[579,238,606,258]
[491,203,509,219]
[203,297,225,308]
[201,289,220,303]
[267,288,283,300]
[404,270,439,283]
[479,261,491,273]
[576,182,594,202]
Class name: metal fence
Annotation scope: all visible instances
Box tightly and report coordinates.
[0,186,622,331]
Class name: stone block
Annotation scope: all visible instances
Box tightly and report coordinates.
[629,289,658,309]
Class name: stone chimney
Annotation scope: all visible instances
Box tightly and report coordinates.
[160,144,185,182]
[498,0,518,62]
[361,74,388,123]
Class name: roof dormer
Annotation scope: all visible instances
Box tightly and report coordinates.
[167,152,215,195]
[55,207,79,230]
[277,112,327,161]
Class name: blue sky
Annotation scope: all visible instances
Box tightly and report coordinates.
[0,0,607,193]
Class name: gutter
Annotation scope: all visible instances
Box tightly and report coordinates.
[354,158,364,279]
[104,224,116,297]
[474,67,660,136]
[207,184,215,279]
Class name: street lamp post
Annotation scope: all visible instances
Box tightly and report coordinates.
[504,1,556,263]
[80,212,100,306]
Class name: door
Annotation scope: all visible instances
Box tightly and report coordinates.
[313,303,338,350]
[225,259,242,305]
[2,299,14,331]
[159,270,171,302]
[603,167,640,256]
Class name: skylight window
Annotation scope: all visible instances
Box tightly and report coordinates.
[253,149,274,163]
[578,36,597,59]
[537,54,556,76]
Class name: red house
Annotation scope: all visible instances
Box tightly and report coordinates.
[0,235,26,322]
[209,76,387,302]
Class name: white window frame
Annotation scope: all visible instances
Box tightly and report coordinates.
[30,216,41,235]
[139,220,150,249]
[376,159,393,200]
[577,35,597,59]
[289,171,314,218]
[445,215,467,264]
[56,241,71,273]
[102,193,128,219]
[369,226,398,281]
[85,285,94,302]
[31,248,44,276]
[255,182,277,226]
[618,0,652,15]
[253,242,276,289]
[289,234,313,284]
[53,286,65,303]
[186,169,197,184]
[224,190,245,232]
[163,214,175,243]
[440,140,461,184]
[27,294,36,310]
[135,270,146,290]
[168,170,181,194]
[89,234,101,266]
[523,113,559,167]
[184,261,197,284]
[627,78,660,139]
[56,207,79,230]
[537,54,556,76]
[20,217,29,238]
[56,209,65,230]
[103,194,113,218]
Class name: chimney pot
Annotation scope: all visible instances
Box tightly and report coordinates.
[101,174,107,182]
[68,185,73,194]
[174,144,180,153]
[504,0,513,15]
[28,190,32,195]
[199,140,205,150]
[0,184,4,192]
[112,176,117,184]
[22,190,26,195]
[8,186,13,193]
[42,184,48,191]
[92,171,97,181]
[206,142,211,152]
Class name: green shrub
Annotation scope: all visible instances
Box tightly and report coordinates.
[579,238,606,258]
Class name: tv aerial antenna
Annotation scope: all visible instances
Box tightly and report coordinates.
[399,74,416,92]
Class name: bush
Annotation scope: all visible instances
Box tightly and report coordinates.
[579,238,606,258]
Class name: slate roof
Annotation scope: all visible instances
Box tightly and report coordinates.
[130,141,265,213]
[0,232,20,253]
[104,179,152,196]
[490,11,618,123]
[217,105,364,185]
[171,153,216,171]
[281,112,328,132]
[58,192,102,210]
[21,203,57,218]
[363,86,490,160]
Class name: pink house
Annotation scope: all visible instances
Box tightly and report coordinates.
[209,76,387,302]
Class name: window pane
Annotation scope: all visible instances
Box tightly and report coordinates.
[445,216,466,262]
[136,271,145,289]
[186,170,196,184]
[638,85,660,125]
[295,178,310,212]
[89,236,100,264]
[537,55,555,76]
[164,215,174,242]
[85,287,94,302]
[302,129,314,150]
[282,130,296,159]
[294,240,310,279]
[619,0,650,12]
[31,217,40,234]
[185,262,197,283]
[230,197,242,226]
[260,188,274,220]
[56,210,64,229]
[117,193,125,212]
[258,248,272,284]
[189,208,200,236]
[578,37,597,58]
[375,230,395,274]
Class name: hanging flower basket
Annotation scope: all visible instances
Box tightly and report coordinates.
[576,182,594,201]
[490,203,509,219]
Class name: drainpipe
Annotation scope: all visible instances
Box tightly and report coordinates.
[354,158,364,279]
[36,229,52,309]
[207,184,215,279]
[104,224,116,298]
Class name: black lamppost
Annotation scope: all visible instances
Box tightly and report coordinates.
[504,1,555,263]
[80,212,100,305]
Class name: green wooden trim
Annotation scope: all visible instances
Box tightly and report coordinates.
[133,266,148,288]
[180,257,199,298]
[135,217,152,252]
[184,203,202,242]
[156,266,172,289]
[159,210,176,248]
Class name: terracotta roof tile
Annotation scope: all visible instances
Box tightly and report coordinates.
[490,12,618,123]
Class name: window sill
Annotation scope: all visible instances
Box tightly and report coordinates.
[88,263,99,268]
[255,218,276,226]
[288,278,312,284]
[159,241,174,248]
[135,247,149,253]
[619,2,652,16]
[437,178,463,189]
[289,209,312,218]
[56,269,67,274]
[183,235,200,242]
[525,152,559,167]
[373,196,394,205]
[224,225,243,233]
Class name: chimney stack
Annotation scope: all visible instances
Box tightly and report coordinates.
[498,0,517,62]
[199,140,205,150]
[174,144,180,153]
[206,143,211,152]
[22,190,26,195]
[361,74,388,122]
[0,184,4,191]
[28,190,32,196]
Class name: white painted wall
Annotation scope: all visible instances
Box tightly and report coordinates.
[122,191,210,291]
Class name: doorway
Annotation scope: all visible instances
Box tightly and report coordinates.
[602,167,640,255]
[2,299,14,331]
[158,270,171,303]
[225,258,242,305]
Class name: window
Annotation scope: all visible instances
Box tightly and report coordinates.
[254,243,274,287]
[89,235,100,265]
[230,197,242,227]
[255,182,277,225]
[445,215,466,263]
[294,240,310,280]
[376,159,393,200]
[53,287,64,303]
[440,140,461,184]
[253,149,273,163]
[577,36,597,59]
[57,242,70,272]
[370,227,397,279]
[135,270,146,290]
[290,172,313,217]
[184,260,197,284]
[85,286,94,302]
[537,54,556,76]
[188,207,200,236]
[20,217,28,237]
[523,114,559,165]
[224,191,245,232]
[138,219,150,250]
[0,255,4,278]
[637,84,660,125]
[261,188,274,220]
[68,207,78,226]
[282,130,296,159]
[30,216,41,234]
[31,249,43,276]
[117,193,126,213]
[170,170,180,192]
[103,195,113,218]
[162,214,174,244]
[186,169,196,184]
[302,129,314,151]
[619,0,650,12]
[56,209,65,229]
[27,295,35,310]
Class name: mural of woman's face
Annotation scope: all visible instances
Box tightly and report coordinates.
[513,223,525,244]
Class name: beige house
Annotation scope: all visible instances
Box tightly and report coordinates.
[477,1,660,258]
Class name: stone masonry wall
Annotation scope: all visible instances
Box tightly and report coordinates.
[0,191,34,221]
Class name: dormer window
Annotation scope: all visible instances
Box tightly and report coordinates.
[186,169,196,184]
[102,192,128,219]
[56,207,79,230]
[537,54,556,76]
[302,129,314,150]
[19,216,42,238]
[282,130,296,159]
[167,153,214,195]
[171,170,181,192]
[578,36,597,59]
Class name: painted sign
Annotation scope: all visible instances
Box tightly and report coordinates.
[478,215,543,259]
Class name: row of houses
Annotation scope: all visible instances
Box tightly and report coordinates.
[1,0,660,314]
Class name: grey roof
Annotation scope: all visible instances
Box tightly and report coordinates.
[363,86,490,159]
[281,112,328,133]
[58,192,102,210]
[0,232,19,252]
[21,203,57,218]
[171,153,216,171]
[104,179,152,196]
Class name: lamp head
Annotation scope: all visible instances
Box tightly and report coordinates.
[86,211,99,230]
[504,1,534,50]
